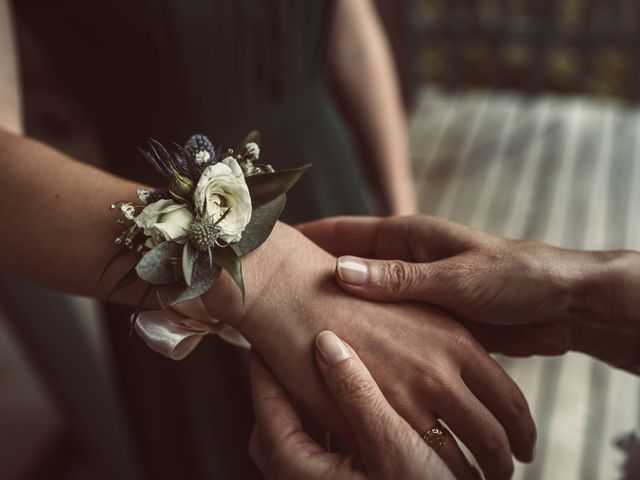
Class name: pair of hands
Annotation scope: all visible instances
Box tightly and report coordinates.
[303,215,640,372]
[226,217,537,480]
[249,330,456,480]
[245,217,640,478]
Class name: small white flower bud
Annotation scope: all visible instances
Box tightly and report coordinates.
[137,188,151,203]
[120,203,136,220]
[195,150,212,165]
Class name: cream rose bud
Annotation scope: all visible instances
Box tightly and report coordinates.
[194,157,252,243]
[135,199,194,244]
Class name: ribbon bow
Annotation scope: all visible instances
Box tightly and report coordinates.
[134,296,250,360]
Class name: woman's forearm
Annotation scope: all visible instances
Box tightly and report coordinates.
[0,127,296,320]
[328,0,416,215]
[0,129,145,302]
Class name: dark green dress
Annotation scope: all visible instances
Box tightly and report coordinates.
[15,1,371,478]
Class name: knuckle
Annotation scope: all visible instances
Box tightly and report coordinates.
[433,259,468,288]
[448,326,476,358]
[334,366,379,407]
[422,369,457,399]
[379,260,413,294]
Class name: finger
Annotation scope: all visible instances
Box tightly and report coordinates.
[314,330,401,448]
[433,378,515,480]
[297,216,386,257]
[314,331,467,479]
[462,321,570,357]
[392,397,481,480]
[461,345,537,462]
[336,256,469,308]
[249,352,323,456]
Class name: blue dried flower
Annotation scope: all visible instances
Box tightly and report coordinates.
[185,135,216,167]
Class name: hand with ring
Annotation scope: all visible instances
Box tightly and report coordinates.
[249,330,461,480]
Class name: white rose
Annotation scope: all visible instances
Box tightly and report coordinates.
[135,199,194,245]
[193,157,252,243]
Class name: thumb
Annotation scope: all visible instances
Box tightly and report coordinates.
[314,331,456,480]
[313,331,413,452]
[335,255,463,306]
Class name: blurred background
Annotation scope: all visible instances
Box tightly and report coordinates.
[3,1,640,479]
[392,0,640,104]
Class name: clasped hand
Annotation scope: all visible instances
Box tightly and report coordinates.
[300,215,640,372]
[238,220,537,480]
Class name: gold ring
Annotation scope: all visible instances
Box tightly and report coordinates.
[422,424,447,451]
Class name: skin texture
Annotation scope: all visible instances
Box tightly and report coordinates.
[249,331,456,480]
[328,0,416,215]
[298,215,640,375]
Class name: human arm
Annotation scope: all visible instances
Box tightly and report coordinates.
[248,331,457,480]
[299,215,640,374]
[220,223,534,480]
[0,0,143,302]
[328,0,416,215]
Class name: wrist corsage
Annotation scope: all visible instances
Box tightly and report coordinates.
[102,132,309,358]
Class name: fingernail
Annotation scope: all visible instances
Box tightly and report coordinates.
[337,256,368,285]
[316,331,351,365]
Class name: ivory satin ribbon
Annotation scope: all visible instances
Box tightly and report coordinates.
[134,296,250,360]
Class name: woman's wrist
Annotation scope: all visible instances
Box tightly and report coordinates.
[199,220,336,339]
[199,221,292,327]
[209,220,340,354]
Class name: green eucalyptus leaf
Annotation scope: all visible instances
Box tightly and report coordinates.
[233,194,285,256]
[135,241,182,285]
[106,266,138,302]
[246,164,310,208]
[212,246,244,301]
[158,255,221,305]
[182,241,197,286]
